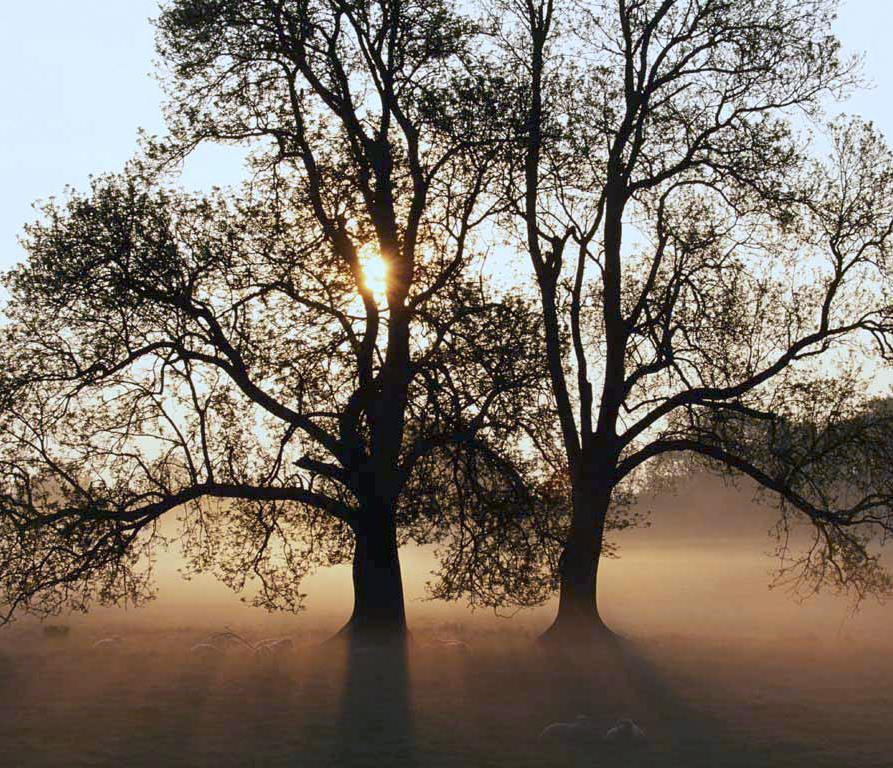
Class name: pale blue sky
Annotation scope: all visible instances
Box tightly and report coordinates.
[1,1,891,272]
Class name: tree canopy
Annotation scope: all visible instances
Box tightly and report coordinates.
[493,0,893,637]
[0,0,547,631]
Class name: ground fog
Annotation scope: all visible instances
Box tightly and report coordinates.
[2,477,892,767]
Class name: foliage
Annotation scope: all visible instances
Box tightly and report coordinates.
[499,0,893,611]
[0,0,548,623]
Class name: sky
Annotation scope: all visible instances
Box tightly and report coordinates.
[0,0,245,276]
[1,0,893,277]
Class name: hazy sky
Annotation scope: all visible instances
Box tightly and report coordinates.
[1,1,892,275]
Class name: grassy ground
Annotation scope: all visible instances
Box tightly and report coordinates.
[0,623,890,767]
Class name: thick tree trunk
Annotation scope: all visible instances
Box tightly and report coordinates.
[339,513,407,643]
[541,484,614,644]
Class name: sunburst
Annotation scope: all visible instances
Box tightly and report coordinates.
[359,243,389,303]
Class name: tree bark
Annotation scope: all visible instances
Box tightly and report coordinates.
[541,481,614,643]
[339,511,408,643]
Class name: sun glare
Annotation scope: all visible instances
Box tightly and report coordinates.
[359,243,389,303]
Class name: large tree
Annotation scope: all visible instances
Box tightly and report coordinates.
[500,0,893,640]
[0,0,543,639]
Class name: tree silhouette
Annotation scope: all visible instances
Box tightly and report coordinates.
[498,0,893,640]
[3,0,892,647]
[0,0,544,638]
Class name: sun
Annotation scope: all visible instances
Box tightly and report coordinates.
[359,243,389,303]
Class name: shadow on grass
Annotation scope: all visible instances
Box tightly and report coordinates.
[332,636,416,768]
[526,632,817,768]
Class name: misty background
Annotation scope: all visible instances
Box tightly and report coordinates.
[2,1,892,644]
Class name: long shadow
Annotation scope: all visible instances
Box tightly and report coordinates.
[533,631,635,725]
[532,632,815,768]
[615,635,752,767]
[331,635,417,768]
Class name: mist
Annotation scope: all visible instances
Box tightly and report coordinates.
[60,472,891,649]
[3,476,892,767]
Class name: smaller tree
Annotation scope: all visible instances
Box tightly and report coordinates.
[497,0,893,642]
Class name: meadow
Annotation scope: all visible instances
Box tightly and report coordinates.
[1,618,890,767]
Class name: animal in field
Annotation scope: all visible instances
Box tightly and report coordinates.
[42,625,71,639]
[253,638,295,657]
[539,715,647,749]
[191,629,295,659]
[189,642,224,659]
[434,638,468,651]
[605,718,646,745]
[92,636,122,650]
[539,715,600,744]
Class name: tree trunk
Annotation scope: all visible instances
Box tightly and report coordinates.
[541,484,614,644]
[339,513,407,643]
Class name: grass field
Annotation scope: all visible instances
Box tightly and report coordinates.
[1,621,890,767]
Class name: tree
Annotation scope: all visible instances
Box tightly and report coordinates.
[499,0,893,640]
[0,0,544,640]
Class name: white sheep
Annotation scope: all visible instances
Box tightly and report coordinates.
[539,715,599,744]
[189,642,224,659]
[604,718,646,745]
[434,638,469,650]
[92,636,122,650]
[206,630,255,653]
[192,630,295,659]
[254,637,294,656]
